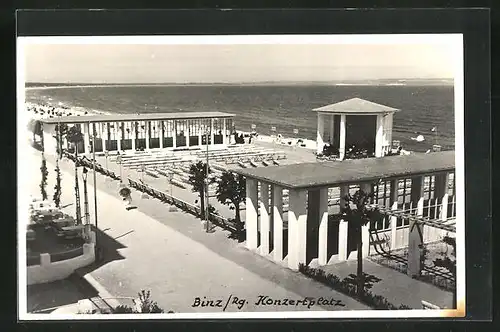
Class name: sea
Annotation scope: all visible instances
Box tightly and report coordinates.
[25,84,455,152]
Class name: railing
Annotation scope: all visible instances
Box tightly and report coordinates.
[127,178,237,233]
[65,153,121,181]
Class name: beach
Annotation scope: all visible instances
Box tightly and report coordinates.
[25,84,455,152]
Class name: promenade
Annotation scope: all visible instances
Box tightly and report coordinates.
[27,147,369,312]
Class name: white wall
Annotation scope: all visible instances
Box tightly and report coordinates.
[27,243,95,285]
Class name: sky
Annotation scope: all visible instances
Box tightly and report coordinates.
[23,40,458,84]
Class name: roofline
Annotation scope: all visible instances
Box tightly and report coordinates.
[235,166,455,190]
[39,112,236,124]
[312,110,400,114]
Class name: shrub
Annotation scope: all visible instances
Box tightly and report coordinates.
[299,264,411,310]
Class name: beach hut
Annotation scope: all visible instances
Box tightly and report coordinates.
[313,98,399,159]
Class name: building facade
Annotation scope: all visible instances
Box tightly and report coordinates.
[39,112,236,156]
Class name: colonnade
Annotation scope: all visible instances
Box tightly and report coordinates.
[76,118,231,155]
[244,171,455,275]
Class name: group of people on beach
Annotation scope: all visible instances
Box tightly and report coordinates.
[25,102,89,119]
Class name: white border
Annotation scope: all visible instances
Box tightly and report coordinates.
[17,34,465,320]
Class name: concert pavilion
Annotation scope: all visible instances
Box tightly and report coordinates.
[39,112,236,156]
[233,151,456,276]
[314,98,399,159]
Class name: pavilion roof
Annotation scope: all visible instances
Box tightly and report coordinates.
[312,98,399,114]
[233,151,455,189]
[39,111,235,124]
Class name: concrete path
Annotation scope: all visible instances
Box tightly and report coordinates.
[320,259,453,309]
[26,148,369,313]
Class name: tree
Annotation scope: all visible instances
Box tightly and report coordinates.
[53,160,62,207]
[434,235,457,308]
[216,171,246,239]
[39,153,48,200]
[188,161,211,220]
[342,188,383,296]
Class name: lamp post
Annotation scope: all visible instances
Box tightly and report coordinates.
[82,167,91,240]
[92,127,99,254]
[168,171,177,212]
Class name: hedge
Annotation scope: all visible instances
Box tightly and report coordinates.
[298,264,412,310]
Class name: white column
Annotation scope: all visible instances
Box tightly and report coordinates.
[198,124,203,147]
[329,115,335,144]
[259,182,271,255]
[441,194,449,221]
[338,185,349,261]
[101,123,107,152]
[272,185,284,262]
[375,114,384,157]
[339,114,347,160]
[131,122,136,151]
[186,122,191,148]
[360,182,372,258]
[222,119,227,145]
[83,122,90,155]
[159,121,164,149]
[316,113,325,154]
[173,121,177,148]
[145,121,150,150]
[318,187,329,265]
[287,189,307,270]
[245,178,258,250]
[390,179,399,250]
[210,119,215,145]
[116,122,122,152]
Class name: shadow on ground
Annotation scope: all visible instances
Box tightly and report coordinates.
[27,277,98,313]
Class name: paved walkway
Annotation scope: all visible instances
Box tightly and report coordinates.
[27,149,369,313]
[320,259,453,309]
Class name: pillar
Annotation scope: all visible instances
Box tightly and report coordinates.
[259,182,271,255]
[198,123,203,147]
[318,187,329,265]
[145,121,150,150]
[339,114,346,160]
[272,185,284,262]
[131,122,136,151]
[83,122,90,154]
[184,120,191,148]
[222,118,227,145]
[316,113,325,154]
[408,176,425,277]
[159,121,164,149]
[116,122,122,152]
[338,185,349,261]
[210,119,215,145]
[390,179,399,250]
[375,114,384,157]
[287,189,307,270]
[101,123,107,152]
[434,172,449,221]
[245,178,258,250]
[360,182,372,258]
[329,114,335,144]
[173,120,177,148]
